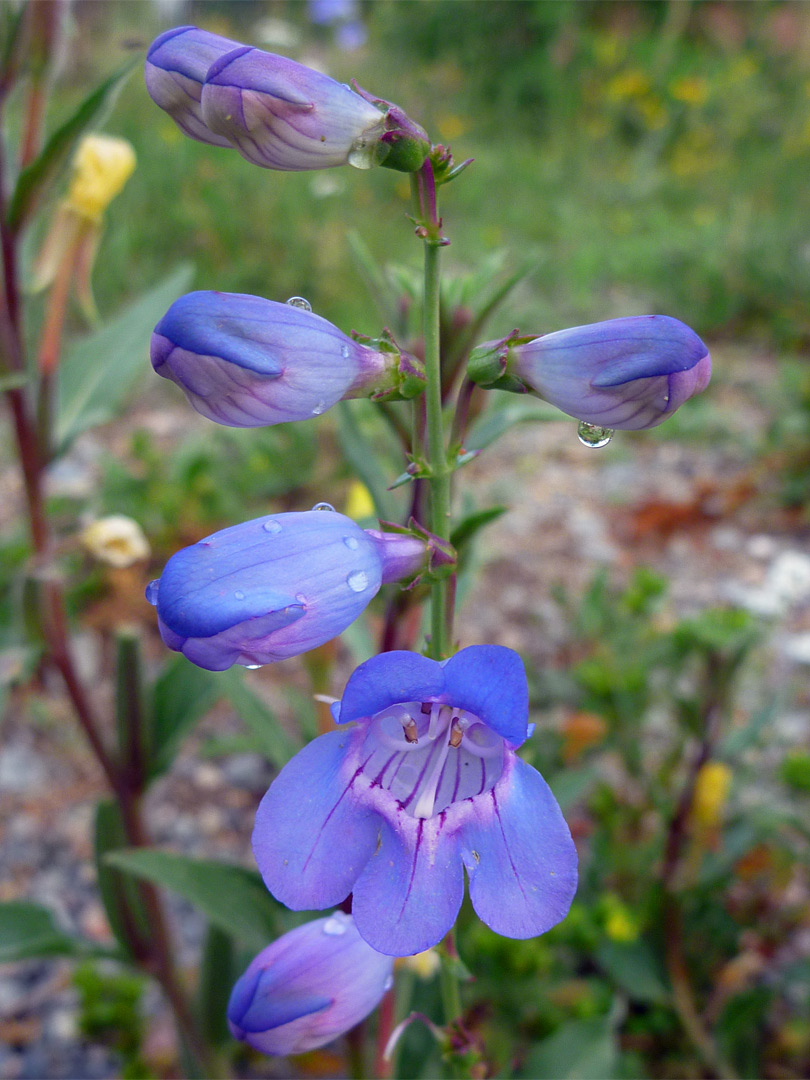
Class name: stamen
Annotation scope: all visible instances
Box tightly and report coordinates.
[413,722,454,819]
[449,718,464,748]
[403,718,419,744]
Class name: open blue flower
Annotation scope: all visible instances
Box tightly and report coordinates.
[228,911,393,1056]
[253,646,577,955]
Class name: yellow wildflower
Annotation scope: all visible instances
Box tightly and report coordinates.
[692,762,732,828]
[81,516,150,568]
[66,135,136,223]
[670,76,709,107]
[345,481,376,522]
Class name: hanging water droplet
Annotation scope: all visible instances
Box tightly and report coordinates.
[577,420,614,449]
[347,570,369,593]
[145,580,159,606]
[244,663,262,670]
[311,400,327,416]
[341,344,350,359]
[234,590,245,600]
[262,519,282,534]
[347,136,376,170]
[343,536,359,550]
[383,974,394,992]
[286,296,312,311]
[311,501,336,512]
[322,913,349,936]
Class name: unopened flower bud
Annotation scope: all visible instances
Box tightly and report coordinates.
[146,508,429,671]
[82,516,150,568]
[65,135,136,223]
[145,26,243,146]
[469,316,711,430]
[228,912,393,1057]
[200,45,388,171]
[151,291,423,427]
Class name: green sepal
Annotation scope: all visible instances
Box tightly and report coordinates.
[352,327,426,402]
[467,330,528,388]
[377,516,456,585]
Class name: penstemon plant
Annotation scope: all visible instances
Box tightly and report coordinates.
[143,23,711,1077]
[0,7,722,1078]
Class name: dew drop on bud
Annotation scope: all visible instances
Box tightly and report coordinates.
[311,400,327,416]
[285,296,312,311]
[347,137,375,170]
[262,519,282,534]
[341,344,350,359]
[244,664,261,670]
[577,420,614,449]
[384,974,394,991]
[311,501,336,512]
[145,580,159,606]
[322,913,349,936]
[343,536,359,550]
[347,570,369,593]
[234,590,245,600]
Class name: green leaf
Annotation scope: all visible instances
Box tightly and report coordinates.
[94,800,152,961]
[466,397,559,452]
[8,60,137,229]
[54,264,194,451]
[0,370,28,392]
[148,654,220,782]
[218,667,299,767]
[104,848,283,952]
[0,901,79,962]
[517,1016,619,1080]
[450,506,507,549]
[196,924,236,1047]
[595,939,670,1005]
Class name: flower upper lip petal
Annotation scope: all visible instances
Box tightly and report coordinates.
[337,650,445,724]
[442,645,529,746]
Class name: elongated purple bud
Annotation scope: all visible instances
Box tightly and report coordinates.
[469,316,711,430]
[145,26,243,146]
[227,912,393,1056]
[151,291,421,427]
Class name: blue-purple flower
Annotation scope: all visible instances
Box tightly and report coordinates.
[228,911,393,1056]
[146,509,427,671]
[151,291,417,427]
[253,646,578,955]
[469,316,711,430]
[144,26,242,146]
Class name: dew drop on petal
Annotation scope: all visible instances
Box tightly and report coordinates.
[322,914,349,936]
[577,420,614,449]
[145,580,159,606]
[341,344,350,359]
[383,974,394,992]
[234,591,245,600]
[244,664,261,670]
[343,536,359,550]
[312,501,336,512]
[262,519,282,534]
[311,401,327,416]
[347,570,368,593]
[295,592,307,605]
[285,296,312,311]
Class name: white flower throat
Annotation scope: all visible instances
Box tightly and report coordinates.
[361,701,505,819]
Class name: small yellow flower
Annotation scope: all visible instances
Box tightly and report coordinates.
[603,895,639,943]
[345,481,376,522]
[692,762,732,828]
[66,135,136,223]
[606,70,650,102]
[396,948,440,979]
[81,515,150,568]
[670,76,709,107]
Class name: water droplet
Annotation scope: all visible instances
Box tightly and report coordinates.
[145,580,159,606]
[348,136,376,170]
[347,570,368,593]
[234,590,245,600]
[295,592,307,605]
[341,344,350,359]
[311,400,327,416]
[383,974,394,992]
[262,519,282,534]
[343,536,359,550]
[244,663,261,670]
[577,420,614,449]
[322,913,349,936]
[286,296,312,311]
[311,501,336,512]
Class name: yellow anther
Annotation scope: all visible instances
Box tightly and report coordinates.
[403,719,419,744]
[449,720,464,748]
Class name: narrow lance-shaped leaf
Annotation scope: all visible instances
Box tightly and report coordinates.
[94,800,152,962]
[0,901,79,962]
[104,849,284,953]
[8,59,137,230]
[148,653,219,782]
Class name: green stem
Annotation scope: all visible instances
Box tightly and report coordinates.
[412,167,452,660]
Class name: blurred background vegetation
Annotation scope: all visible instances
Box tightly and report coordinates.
[4,2,810,1079]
